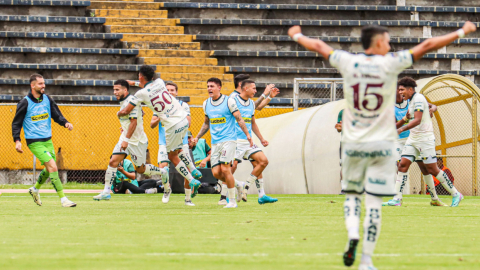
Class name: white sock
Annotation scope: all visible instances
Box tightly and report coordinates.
[228,188,236,203]
[144,164,165,176]
[362,194,382,263]
[60,197,67,203]
[255,178,265,197]
[394,172,408,200]
[104,166,117,193]
[246,174,257,190]
[220,182,228,199]
[234,179,243,188]
[436,171,458,197]
[423,174,439,200]
[185,189,191,201]
[344,194,361,240]
[175,161,194,183]
[179,151,196,172]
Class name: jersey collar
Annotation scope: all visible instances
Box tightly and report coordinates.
[409,92,417,101]
[119,93,130,102]
[28,91,44,103]
[212,93,223,102]
[144,81,153,87]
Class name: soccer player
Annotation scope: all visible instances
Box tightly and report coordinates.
[12,74,76,207]
[289,21,476,270]
[93,80,167,201]
[394,77,463,207]
[194,77,253,208]
[149,114,171,202]
[230,80,278,204]
[336,109,345,194]
[118,65,202,204]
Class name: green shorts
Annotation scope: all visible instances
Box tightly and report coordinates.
[28,140,56,165]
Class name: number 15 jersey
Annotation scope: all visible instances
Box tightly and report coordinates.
[329,50,413,143]
[132,78,187,131]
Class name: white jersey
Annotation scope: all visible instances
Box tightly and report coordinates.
[118,94,148,145]
[407,93,435,142]
[180,100,190,116]
[133,78,187,130]
[329,50,413,143]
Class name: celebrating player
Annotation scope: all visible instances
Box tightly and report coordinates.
[289,20,476,270]
[394,77,463,207]
[194,77,252,208]
[231,80,278,204]
[93,80,167,201]
[118,66,202,202]
[12,74,76,207]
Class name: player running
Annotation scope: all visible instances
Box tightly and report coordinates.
[230,80,278,205]
[194,77,253,208]
[93,80,167,201]
[118,65,202,203]
[289,21,476,270]
[393,77,462,207]
[12,74,76,207]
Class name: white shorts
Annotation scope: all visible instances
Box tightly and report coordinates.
[165,118,189,153]
[402,139,437,164]
[113,140,147,167]
[341,140,396,196]
[394,139,406,162]
[157,144,169,164]
[211,140,236,168]
[235,140,262,162]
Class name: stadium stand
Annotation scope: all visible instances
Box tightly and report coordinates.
[1,0,480,104]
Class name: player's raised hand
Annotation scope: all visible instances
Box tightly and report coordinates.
[462,21,477,35]
[263,84,275,96]
[260,139,269,147]
[65,122,73,131]
[288,25,302,38]
[269,87,280,98]
[15,141,23,154]
[192,137,199,144]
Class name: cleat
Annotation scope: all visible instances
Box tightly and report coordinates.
[145,188,157,194]
[343,239,359,267]
[224,201,237,208]
[185,200,195,206]
[382,199,402,206]
[218,199,228,206]
[93,192,111,201]
[451,193,464,207]
[236,182,245,203]
[258,195,278,205]
[62,199,77,207]
[241,188,248,202]
[191,168,202,180]
[162,189,171,203]
[189,179,201,198]
[358,264,377,270]
[28,187,42,206]
[430,199,448,206]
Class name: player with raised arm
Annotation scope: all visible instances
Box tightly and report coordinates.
[230,74,280,111]
[118,66,202,205]
[194,77,253,208]
[289,21,476,270]
[394,77,463,207]
[149,115,171,203]
[231,80,278,204]
[93,80,167,201]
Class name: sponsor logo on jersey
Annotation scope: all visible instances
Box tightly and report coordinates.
[31,113,49,122]
[210,117,226,124]
[243,117,252,124]
[345,149,392,158]
[174,125,187,134]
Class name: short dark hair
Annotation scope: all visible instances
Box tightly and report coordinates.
[114,79,130,91]
[207,77,222,87]
[165,81,178,91]
[234,74,250,88]
[30,73,43,83]
[241,79,255,90]
[138,65,155,81]
[361,25,389,50]
[397,77,417,90]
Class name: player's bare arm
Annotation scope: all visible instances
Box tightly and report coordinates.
[428,103,437,117]
[288,25,334,59]
[254,84,273,110]
[150,115,160,129]
[411,21,476,62]
[251,116,268,147]
[194,115,210,143]
[121,118,137,151]
[397,110,422,134]
[335,122,342,133]
[118,165,136,180]
[233,111,253,147]
[186,115,192,127]
[117,103,135,117]
[126,80,144,88]
[256,85,280,111]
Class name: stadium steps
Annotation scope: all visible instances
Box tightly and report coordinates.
[0,0,90,16]
[138,49,211,58]
[103,18,176,26]
[107,25,183,34]
[91,9,168,18]
[89,1,161,10]
[0,31,123,48]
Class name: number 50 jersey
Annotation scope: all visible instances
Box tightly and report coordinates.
[329,50,413,143]
[132,78,187,131]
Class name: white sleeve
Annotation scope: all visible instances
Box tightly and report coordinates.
[202,100,208,116]
[252,101,256,116]
[228,96,239,114]
[384,50,413,73]
[183,102,191,116]
[126,97,139,119]
[329,50,353,73]
[132,89,145,106]
[413,95,428,112]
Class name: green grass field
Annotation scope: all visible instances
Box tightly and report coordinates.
[0,193,479,270]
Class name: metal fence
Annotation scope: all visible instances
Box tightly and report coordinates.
[293,78,344,110]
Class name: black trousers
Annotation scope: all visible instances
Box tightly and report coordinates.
[117,179,163,194]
